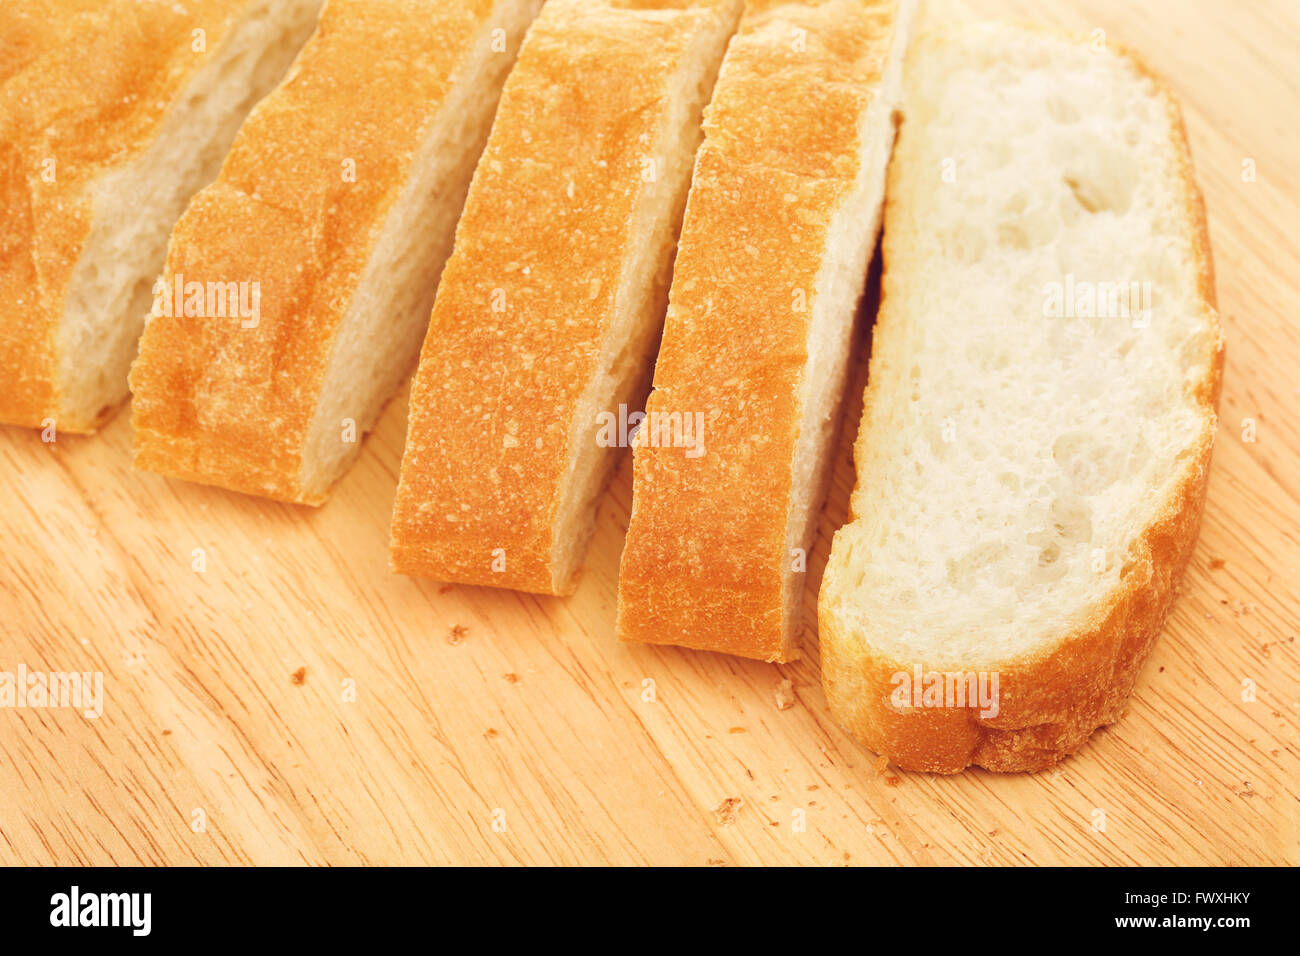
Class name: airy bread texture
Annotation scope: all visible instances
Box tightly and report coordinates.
[819,22,1224,772]
[616,0,915,661]
[0,0,323,433]
[391,0,745,595]
[131,0,543,504]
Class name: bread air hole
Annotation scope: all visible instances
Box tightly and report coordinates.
[1050,492,1093,543]
[1062,152,1136,215]
[997,222,1030,250]
[1064,176,1103,213]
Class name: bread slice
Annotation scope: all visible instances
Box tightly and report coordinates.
[615,0,915,662]
[0,0,323,434]
[390,0,745,595]
[819,22,1224,773]
[130,0,543,504]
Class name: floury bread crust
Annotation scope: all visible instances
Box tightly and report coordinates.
[0,0,323,433]
[616,0,915,661]
[131,0,543,504]
[818,23,1224,773]
[390,0,745,595]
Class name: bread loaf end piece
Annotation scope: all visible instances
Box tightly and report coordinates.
[818,23,1224,772]
[0,0,323,433]
[615,0,916,661]
[390,0,746,594]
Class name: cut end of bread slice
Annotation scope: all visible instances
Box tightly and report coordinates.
[819,22,1223,772]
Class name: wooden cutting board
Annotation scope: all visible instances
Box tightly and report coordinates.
[1,0,1296,866]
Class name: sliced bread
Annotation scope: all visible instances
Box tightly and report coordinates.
[818,22,1224,772]
[390,0,745,595]
[616,0,915,661]
[0,0,323,433]
[130,0,544,504]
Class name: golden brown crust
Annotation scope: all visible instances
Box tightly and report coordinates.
[0,0,253,432]
[818,27,1225,773]
[615,0,907,661]
[130,0,509,503]
[390,0,743,594]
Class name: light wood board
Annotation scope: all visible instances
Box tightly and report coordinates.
[1,0,1296,865]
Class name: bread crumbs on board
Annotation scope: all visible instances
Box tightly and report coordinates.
[713,797,743,826]
[774,678,797,710]
[874,755,900,786]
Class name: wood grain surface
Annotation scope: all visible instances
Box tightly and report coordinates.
[1,0,1296,866]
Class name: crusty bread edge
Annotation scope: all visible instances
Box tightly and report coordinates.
[818,31,1225,774]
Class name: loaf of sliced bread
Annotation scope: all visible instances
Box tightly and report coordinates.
[130,0,543,504]
[616,0,915,661]
[0,0,323,434]
[390,0,745,595]
[819,22,1224,772]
